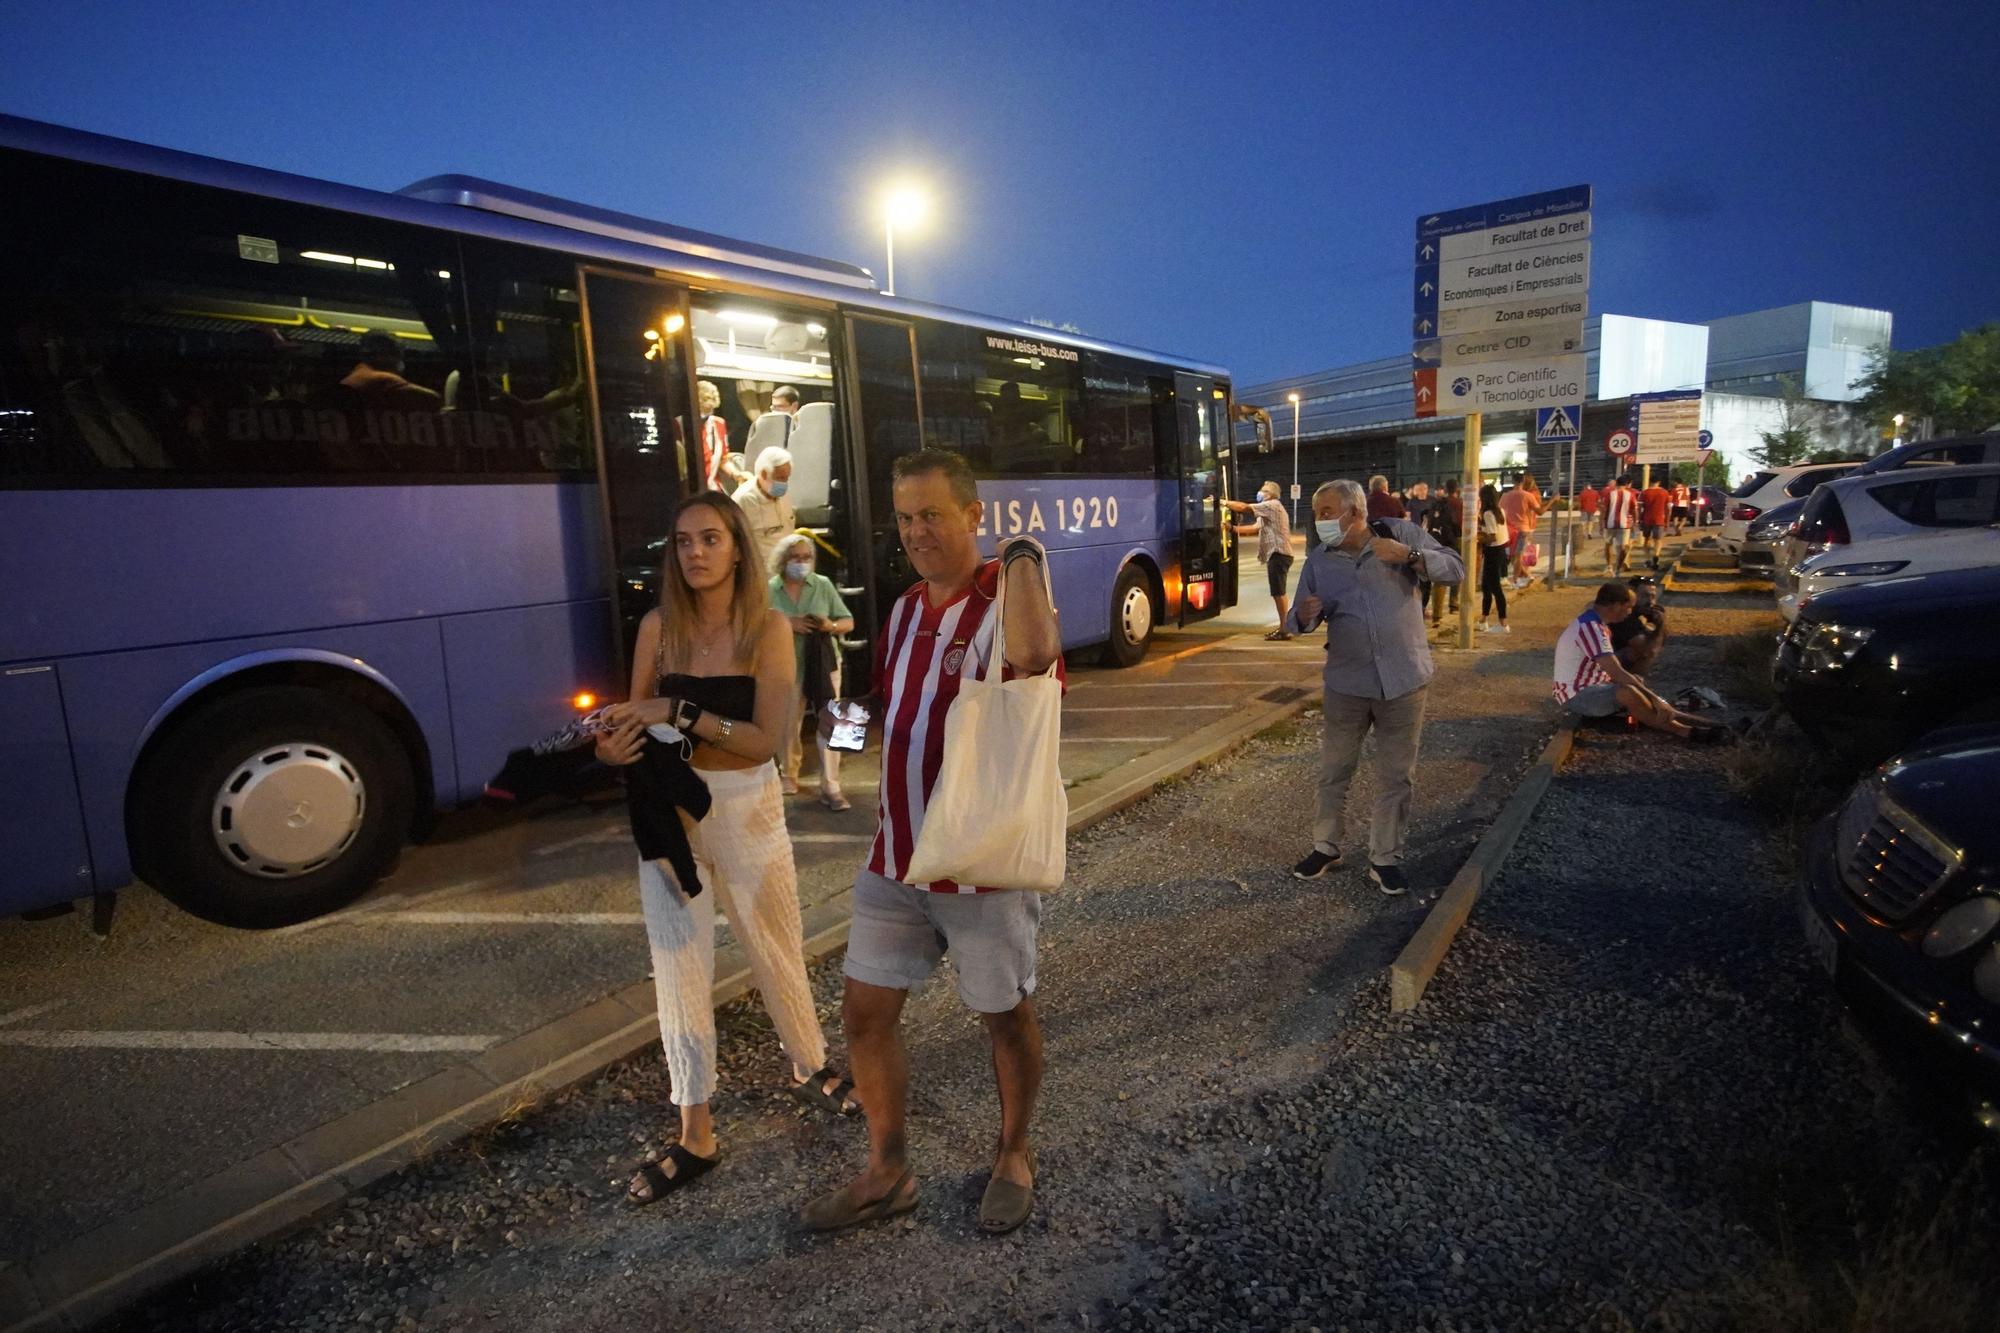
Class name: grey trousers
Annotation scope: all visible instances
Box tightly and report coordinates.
[1313,685,1429,867]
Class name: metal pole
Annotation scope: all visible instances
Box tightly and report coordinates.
[1458,411,1481,649]
[884,222,896,296]
[1564,436,1579,578]
[1290,401,1301,527]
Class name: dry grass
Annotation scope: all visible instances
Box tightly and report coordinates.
[463,1082,543,1162]
[1718,627,1784,708]
[1722,724,1854,859]
[1721,1161,2000,1333]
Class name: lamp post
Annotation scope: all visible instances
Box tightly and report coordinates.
[1288,392,1301,526]
[881,185,927,297]
[1892,412,1905,450]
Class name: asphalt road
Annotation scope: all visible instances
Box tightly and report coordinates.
[0,587,1321,1274]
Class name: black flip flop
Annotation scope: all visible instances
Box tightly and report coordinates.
[626,1144,718,1205]
[790,1066,860,1117]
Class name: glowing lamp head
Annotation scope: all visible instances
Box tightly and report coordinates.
[572,692,597,711]
[1288,392,1299,403]
[883,184,928,230]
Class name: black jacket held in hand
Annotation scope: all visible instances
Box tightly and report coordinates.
[484,713,714,898]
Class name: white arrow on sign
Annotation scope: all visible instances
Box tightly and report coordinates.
[1419,242,1436,260]
[1424,215,1440,225]
[1417,385,1433,403]
[1418,280,1434,296]
[1416,318,1432,334]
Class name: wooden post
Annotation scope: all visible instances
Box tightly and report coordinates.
[1458,411,1481,648]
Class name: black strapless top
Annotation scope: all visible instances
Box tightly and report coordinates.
[661,673,755,722]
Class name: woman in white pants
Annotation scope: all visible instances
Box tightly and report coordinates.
[595,492,856,1205]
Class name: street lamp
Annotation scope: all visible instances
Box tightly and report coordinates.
[1287,392,1301,525]
[881,184,927,297]
[1892,412,1905,449]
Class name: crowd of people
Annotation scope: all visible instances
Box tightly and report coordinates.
[583,446,1724,1236]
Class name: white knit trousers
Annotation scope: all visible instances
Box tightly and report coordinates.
[636,764,827,1107]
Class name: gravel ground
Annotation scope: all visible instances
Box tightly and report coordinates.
[105,591,2000,1332]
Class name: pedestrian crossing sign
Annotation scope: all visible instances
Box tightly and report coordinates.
[1535,406,1581,445]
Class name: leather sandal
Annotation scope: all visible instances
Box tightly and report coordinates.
[800,1170,918,1232]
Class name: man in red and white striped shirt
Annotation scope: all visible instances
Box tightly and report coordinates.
[802,447,1063,1237]
[1601,475,1638,574]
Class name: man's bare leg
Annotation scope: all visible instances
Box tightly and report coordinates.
[984,997,1043,1188]
[837,979,911,1200]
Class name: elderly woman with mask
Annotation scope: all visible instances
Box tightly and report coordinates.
[768,531,855,806]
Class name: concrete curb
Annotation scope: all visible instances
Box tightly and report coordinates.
[3,661,1323,1333]
[1389,721,1578,1013]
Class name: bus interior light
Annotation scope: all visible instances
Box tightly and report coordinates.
[300,251,356,265]
[717,309,777,328]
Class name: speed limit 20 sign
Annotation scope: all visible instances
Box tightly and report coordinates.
[1605,429,1635,457]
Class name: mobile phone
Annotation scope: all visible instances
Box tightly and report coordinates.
[826,699,871,753]
[1368,518,1397,540]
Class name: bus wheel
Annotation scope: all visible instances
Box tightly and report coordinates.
[132,686,415,929]
[1102,565,1155,668]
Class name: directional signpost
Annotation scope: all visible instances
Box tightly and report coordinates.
[1627,389,1705,475]
[1415,184,1592,645]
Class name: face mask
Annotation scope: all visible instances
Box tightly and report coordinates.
[1314,518,1344,544]
[782,560,811,582]
[766,479,789,498]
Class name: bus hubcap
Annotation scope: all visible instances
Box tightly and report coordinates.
[211,743,365,878]
[1120,583,1153,645]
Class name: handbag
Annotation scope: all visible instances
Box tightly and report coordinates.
[903,554,1068,892]
[1521,539,1540,569]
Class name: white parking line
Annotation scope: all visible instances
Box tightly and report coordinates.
[1066,704,1232,713]
[0,1030,499,1053]
[0,1000,65,1027]
[531,828,625,856]
[366,911,647,926]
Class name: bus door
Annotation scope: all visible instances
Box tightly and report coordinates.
[1173,371,1231,623]
[842,313,925,664]
[579,270,698,672]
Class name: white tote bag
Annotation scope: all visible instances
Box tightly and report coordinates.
[903,556,1067,892]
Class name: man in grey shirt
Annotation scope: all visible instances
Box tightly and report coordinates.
[1225,480,1295,640]
[1287,479,1465,895]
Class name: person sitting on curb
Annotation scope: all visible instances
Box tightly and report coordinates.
[1611,576,1668,677]
[1554,583,1726,742]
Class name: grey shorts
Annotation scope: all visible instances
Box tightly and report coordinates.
[1563,682,1625,718]
[843,868,1040,1013]
[1607,527,1630,547]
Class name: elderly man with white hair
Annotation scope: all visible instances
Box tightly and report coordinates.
[732,445,796,574]
[1287,478,1464,897]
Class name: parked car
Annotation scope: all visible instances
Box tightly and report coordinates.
[1737,496,1808,576]
[1799,722,2000,1128]
[1774,564,2000,764]
[1719,462,1862,556]
[1693,484,1728,526]
[1850,432,2000,477]
[1776,463,2000,618]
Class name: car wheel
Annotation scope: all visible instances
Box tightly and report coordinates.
[1100,564,1155,668]
[131,686,415,928]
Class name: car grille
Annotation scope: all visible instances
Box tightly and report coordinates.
[1841,793,1961,923]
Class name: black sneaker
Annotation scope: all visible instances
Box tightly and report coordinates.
[1292,848,1342,879]
[1368,864,1409,896]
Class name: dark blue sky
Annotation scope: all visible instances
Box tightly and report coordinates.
[5,0,1996,385]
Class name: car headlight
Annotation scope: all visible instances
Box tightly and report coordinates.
[1975,944,2000,1005]
[1923,897,2000,958]
[1814,561,1909,578]
[1796,621,1874,673]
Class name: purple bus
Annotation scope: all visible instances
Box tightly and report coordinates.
[0,114,1246,929]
